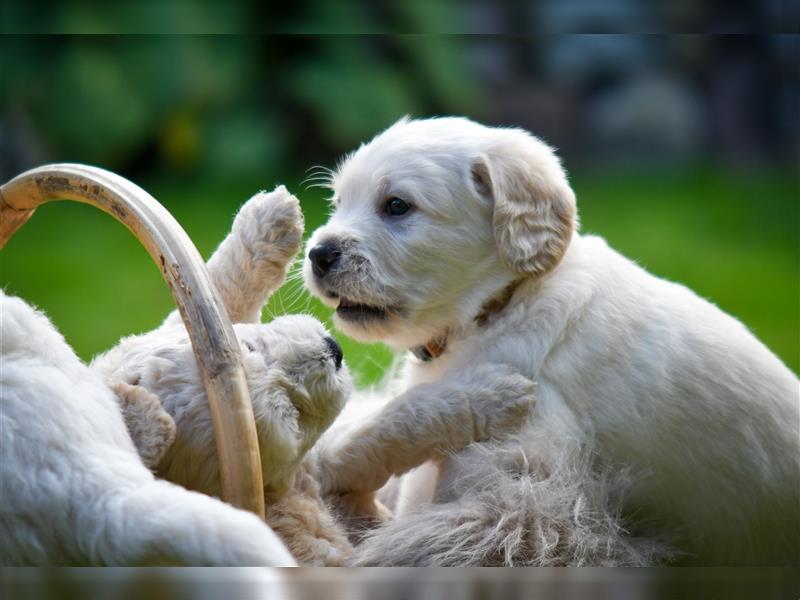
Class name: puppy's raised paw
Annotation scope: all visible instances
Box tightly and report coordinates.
[112,381,176,470]
[233,186,305,265]
[465,363,537,442]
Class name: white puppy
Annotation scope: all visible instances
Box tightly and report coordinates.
[304,117,800,565]
[0,291,295,566]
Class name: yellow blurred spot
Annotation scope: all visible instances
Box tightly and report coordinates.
[160,112,200,169]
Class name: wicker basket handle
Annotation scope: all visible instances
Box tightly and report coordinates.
[1,163,266,519]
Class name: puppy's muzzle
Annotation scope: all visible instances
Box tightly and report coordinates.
[309,242,341,278]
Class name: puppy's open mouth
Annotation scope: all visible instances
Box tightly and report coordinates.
[335,297,388,322]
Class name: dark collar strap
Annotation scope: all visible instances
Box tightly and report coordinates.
[411,345,434,362]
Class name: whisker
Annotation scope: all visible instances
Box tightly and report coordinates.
[305,165,334,175]
[302,165,336,191]
[282,285,308,308]
[304,181,335,191]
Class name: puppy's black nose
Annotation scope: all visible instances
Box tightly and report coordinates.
[309,242,341,278]
[324,336,343,370]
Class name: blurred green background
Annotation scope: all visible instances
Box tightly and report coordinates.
[1,5,798,383]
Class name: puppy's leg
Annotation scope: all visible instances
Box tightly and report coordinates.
[264,467,353,566]
[202,187,304,324]
[324,489,395,546]
[311,363,536,496]
[86,475,298,566]
[112,382,176,470]
[207,186,304,322]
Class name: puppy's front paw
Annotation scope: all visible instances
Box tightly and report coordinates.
[233,186,304,265]
[466,364,536,442]
[112,382,176,470]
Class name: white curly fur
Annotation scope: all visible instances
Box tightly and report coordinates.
[353,439,669,566]
[0,291,295,566]
[304,116,800,565]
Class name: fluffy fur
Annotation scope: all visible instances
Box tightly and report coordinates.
[353,441,668,566]
[0,291,295,566]
[92,187,356,565]
[304,116,800,565]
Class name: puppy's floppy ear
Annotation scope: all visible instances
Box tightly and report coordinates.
[471,130,577,278]
[111,381,176,470]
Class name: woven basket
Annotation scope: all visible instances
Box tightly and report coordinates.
[0,164,265,519]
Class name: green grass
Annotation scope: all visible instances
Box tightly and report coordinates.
[2,166,797,385]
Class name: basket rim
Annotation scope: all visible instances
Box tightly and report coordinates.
[1,163,266,519]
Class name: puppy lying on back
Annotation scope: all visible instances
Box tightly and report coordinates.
[91,187,353,565]
[94,187,535,565]
[304,117,799,565]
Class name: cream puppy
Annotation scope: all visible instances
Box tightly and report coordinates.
[92,187,356,565]
[304,117,800,565]
[92,186,354,497]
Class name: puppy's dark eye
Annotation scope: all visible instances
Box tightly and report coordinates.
[385,196,411,216]
[243,341,255,352]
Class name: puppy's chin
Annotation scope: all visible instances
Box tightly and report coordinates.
[333,307,448,352]
[332,310,399,344]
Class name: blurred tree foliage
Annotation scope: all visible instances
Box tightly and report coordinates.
[1,2,477,181]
